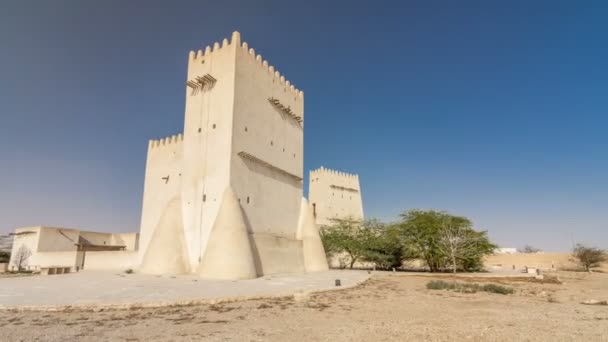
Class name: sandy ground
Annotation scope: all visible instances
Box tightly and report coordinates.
[1,271,607,342]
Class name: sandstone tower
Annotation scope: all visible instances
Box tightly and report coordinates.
[137,31,327,279]
[308,167,364,226]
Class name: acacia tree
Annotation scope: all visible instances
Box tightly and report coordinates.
[572,244,607,272]
[397,210,496,272]
[320,218,406,269]
[437,219,485,274]
[320,218,370,269]
[358,221,408,269]
[519,245,542,254]
[12,244,32,271]
[397,210,443,272]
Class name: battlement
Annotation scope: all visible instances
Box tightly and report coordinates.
[187,31,304,101]
[148,133,184,149]
[308,166,364,225]
[310,166,359,179]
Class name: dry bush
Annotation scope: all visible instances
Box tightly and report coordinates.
[426,280,514,295]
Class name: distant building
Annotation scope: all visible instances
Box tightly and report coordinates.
[494,247,518,254]
[8,227,138,271]
[308,167,364,226]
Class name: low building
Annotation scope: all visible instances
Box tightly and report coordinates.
[494,247,518,254]
[8,227,138,272]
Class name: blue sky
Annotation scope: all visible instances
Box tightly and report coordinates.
[1,1,606,251]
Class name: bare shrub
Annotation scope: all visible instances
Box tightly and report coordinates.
[12,245,32,271]
[572,244,607,272]
[426,280,513,295]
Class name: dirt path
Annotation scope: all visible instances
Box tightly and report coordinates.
[1,271,607,341]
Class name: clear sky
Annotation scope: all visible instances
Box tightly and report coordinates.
[1,1,606,251]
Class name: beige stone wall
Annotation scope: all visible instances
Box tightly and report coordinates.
[83,251,138,270]
[31,251,78,269]
[250,234,305,275]
[230,35,305,272]
[309,167,364,226]
[79,231,114,246]
[110,233,139,251]
[37,228,79,252]
[138,135,184,265]
[484,253,578,271]
[9,227,41,270]
[180,37,237,269]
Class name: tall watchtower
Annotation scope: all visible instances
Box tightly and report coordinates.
[137,32,326,279]
[308,167,364,226]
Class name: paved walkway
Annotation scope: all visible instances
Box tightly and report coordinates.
[0,270,370,310]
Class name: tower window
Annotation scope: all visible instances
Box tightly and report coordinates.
[212,124,216,129]
[247,196,250,204]
[245,126,248,132]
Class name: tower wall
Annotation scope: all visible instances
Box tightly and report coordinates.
[230,36,305,274]
[138,134,183,263]
[180,37,238,269]
[308,167,364,226]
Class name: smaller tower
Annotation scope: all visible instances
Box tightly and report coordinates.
[308,167,364,226]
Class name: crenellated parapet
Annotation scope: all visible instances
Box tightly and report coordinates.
[236,31,304,101]
[187,34,236,64]
[310,166,359,180]
[148,133,184,149]
[187,32,303,96]
[309,166,361,192]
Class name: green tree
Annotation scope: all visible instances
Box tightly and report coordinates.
[358,221,407,269]
[320,218,370,269]
[397,210,446,272]
[320,218,407,270]
[397,210,495,272]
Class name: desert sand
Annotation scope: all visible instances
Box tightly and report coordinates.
[1,270,607,341]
